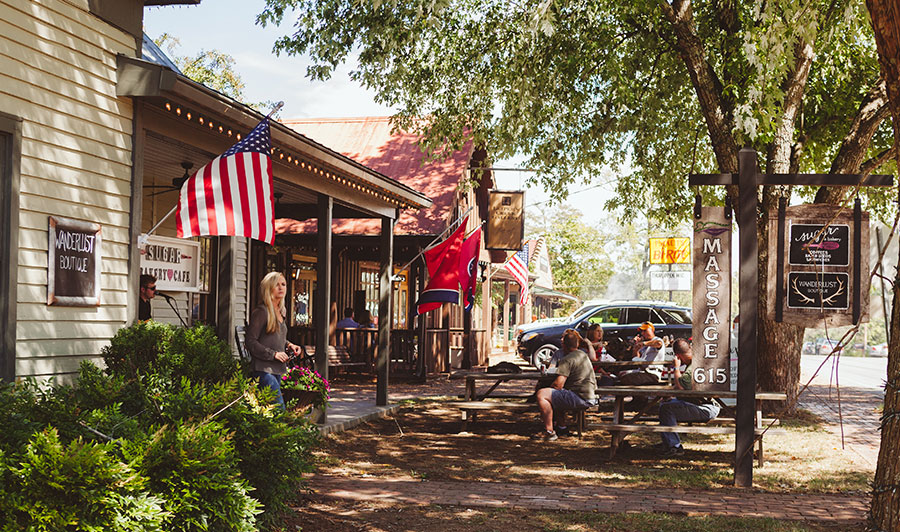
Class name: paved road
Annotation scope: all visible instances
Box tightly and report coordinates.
[800,354,887,393]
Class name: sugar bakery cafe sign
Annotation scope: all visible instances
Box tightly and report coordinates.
[140,234,201,292]
[48,216,102,306]
[767,203,868,328]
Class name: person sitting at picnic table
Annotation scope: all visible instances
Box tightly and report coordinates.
[657,338,722,457]
[585,324,617,386]
[617,321,665,386]
[531,329,597,441]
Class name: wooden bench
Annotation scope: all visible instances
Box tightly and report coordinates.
[303,345,368,371]
[452,400,594,435]
[587,422,785,466]
[452,401,534,432]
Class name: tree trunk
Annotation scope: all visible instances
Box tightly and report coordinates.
[866,0,900,529]
[870,278,900,530]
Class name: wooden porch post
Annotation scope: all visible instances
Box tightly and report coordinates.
[377,215,394,406]
[415,259,428,380]
[315,194,333,422]
[503,280,510,351]
[481,267,492,364]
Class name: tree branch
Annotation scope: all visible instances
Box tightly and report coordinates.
[816,77,890,204]
[660,0,738,173]
[767,39,815,173]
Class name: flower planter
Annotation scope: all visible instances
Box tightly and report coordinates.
[281,389,323,411]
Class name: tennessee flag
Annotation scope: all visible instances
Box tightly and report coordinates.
[458,226,482,311]
[416,216,469,315]
[176,118,275,244]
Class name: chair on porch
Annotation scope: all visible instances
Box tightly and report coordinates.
[234,323,251,363]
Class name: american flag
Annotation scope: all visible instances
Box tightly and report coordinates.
[504,243,530,305]
[177,118,275,244]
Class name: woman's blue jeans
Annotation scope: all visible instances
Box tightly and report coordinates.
[658,399,720,448]
[252,371,284,409]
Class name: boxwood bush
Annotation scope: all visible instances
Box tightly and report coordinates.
[0,322,320,531]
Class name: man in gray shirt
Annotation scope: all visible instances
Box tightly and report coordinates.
[532,329,597,441]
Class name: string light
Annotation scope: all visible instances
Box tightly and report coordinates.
[160,100,408,207]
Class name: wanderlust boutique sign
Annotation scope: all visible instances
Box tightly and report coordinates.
[139,234,201,292]
[767,203,868,328]
[692,207,731,392]
[48,216,102,306]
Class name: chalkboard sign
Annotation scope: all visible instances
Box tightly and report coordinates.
[48,216,102,306]
[788,224,849,266]
[786,272,849,309]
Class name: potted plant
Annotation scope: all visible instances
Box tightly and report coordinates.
[281,366,330,411]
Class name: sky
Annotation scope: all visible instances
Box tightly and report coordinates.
[142,1,622,228]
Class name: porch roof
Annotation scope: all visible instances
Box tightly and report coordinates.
[278,117,473,236]
[117,55,432,217]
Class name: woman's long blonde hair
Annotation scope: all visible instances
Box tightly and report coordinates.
[260,272,286,334]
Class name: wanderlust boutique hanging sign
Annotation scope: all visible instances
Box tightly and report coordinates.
[48,215,102,307]
[767,203,868,328]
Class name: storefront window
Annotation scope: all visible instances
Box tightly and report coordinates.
[360,265,379,322]
[290,259,316,327]
[190,237,215,325]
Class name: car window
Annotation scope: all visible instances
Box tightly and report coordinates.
[649,309,666,325]
[588,307,620,325]
[623,307,651,325]
[658,308,691,324]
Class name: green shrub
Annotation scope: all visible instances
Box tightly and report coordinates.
[227,408,319,528]
[3,427,167,532]
[0,381,42,454]
[133,421,261,532]
[101,321,174,381]
[155,376,320,528]
[166,325,241,385]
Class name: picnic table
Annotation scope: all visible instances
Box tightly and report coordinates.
[463,371,547,401]
[591,386,787,464]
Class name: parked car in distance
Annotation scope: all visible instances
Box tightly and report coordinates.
[516,300,692,369]
[801,342,816,356]
[817,339,843,355]
[867,343,888,357]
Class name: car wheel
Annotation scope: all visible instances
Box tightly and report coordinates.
[532,344,558,369]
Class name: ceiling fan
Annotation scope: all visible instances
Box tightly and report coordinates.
[146,161,193,197]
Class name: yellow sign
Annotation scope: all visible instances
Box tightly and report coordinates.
[649,237,691,264]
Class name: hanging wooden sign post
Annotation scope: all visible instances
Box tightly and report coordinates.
[690,148,893,488]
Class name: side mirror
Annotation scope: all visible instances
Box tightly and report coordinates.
[578,320,590,330]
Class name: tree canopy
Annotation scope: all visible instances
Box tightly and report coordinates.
[259,0,895,223]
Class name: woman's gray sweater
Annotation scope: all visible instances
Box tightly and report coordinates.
[245,304,288,375]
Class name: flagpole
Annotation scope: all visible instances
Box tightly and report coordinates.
[137,101,285,248]
[392,206,475,279]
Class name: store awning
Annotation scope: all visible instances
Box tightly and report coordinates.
[530,286,579,303]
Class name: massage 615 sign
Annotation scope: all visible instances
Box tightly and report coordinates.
[692,208,731,391]
[139,234,201,292]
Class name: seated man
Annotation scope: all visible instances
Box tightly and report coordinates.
[532,329,597,441]
[336,307,359,329]
[617,322,665,386]
[657,338,722,457]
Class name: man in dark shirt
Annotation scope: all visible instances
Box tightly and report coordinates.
[658,338,722,457]
[138,274,156,321]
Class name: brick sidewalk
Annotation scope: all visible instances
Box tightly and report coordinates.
[309,475,868,524]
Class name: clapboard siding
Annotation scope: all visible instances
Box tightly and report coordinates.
[2,0,136,380]
[234,237,249,324]
[17,355,106,380]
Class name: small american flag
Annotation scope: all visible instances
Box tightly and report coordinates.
[177,118,275,244]
[504,243,530,305]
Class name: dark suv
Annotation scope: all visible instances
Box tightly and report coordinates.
[516,301,692,369]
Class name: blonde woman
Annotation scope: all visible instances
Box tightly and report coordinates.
[246,272,302,409]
